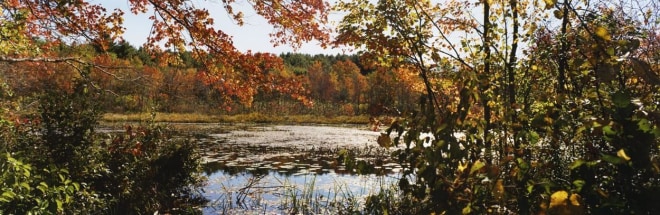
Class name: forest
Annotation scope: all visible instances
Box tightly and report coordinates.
[2,41,421,117]
[1,0,659,214]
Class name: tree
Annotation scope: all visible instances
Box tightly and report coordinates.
[0,0,331,107]
[307,61,337,102]
[331,59,367,112]
[336,0,659,213]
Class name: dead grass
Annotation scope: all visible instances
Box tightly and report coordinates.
[101,112,371,125]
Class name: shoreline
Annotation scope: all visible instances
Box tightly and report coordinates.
[101,112,372,125]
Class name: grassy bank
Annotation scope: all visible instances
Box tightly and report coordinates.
[102,112,371,124]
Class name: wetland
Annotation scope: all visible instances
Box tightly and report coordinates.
[174,123,402,214]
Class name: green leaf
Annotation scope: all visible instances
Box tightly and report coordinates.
[37,182,48,194]
[517,158,529,170]
[470,160,485,175]
[606,47,616,56]
[528,131,540,145]
[612,91,631,108]
[602,125,616,136]
[56,199,63,211]
[527,181,535,194]
[569,160,585,170]
[652,126,660,137]
[573,180,585,192]
[638,119,652,132]
[20,182,30,190]
[601,154,625,164]
[1,191,16,200]
[72,182,80,191]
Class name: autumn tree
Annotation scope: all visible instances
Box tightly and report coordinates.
[306,61,336,103]
[0,1,332,213]
[332,59,367,112]
[337,0,659,213]
[0,0,331,110]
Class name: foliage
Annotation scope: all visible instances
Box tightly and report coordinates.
[99,124,206,214]
[0,0,333,110]
[0,74,206,214]
[335,0,660,214]
[0,153,91,214]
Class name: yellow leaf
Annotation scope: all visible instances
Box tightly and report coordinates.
[544,0,556,10]
[569,194,581,206]
[617,149,631,161]
[458,161,468,173]
[549,190,568,208]
[595,27,611,41]
[462,205,472,214]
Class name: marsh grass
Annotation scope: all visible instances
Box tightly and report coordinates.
[102,112,370,124]
[277,175,364,214]
[205,173,386,214]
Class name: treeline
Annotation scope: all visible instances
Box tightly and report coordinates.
[2,41,423,117]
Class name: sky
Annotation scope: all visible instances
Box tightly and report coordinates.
[100,0,348,55]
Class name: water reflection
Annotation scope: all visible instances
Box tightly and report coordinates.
[197,124,402,214]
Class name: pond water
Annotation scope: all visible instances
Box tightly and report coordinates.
[193,124,402,214]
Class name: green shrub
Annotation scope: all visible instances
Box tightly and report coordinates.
[0,153,102,214]
[0,75,206,214]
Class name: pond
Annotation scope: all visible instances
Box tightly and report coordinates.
[191,123,402,214]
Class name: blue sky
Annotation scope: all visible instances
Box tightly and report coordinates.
[100,0,346,55]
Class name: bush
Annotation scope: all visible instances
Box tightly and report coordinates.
[100,125,206,214]
[0,75,206,214]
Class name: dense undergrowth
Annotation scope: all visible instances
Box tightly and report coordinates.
[332,0,660,214]
[0,76,206,214]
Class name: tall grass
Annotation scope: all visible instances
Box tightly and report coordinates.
[205,173,391,214]
[277,175,363,214]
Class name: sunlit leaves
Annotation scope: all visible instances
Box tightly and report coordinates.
[251,0,331,48]
[547,190,584,214]
[543,0,556,10]
[334,0,438,67]
[594,26,611,41]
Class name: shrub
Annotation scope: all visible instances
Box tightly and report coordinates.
[0,75,206,214]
